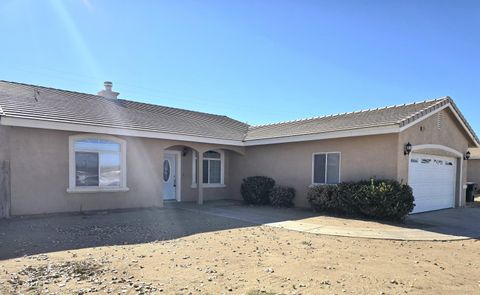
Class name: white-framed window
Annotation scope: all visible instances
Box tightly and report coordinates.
[203,150,222,184]
[67,134,128,193]
[192,150,225,188]
[312,152,341,185]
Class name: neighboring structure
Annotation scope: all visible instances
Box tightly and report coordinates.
[467,148,480,188]
[0,80,478,216]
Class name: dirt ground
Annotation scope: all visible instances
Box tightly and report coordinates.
[0,208,479,294]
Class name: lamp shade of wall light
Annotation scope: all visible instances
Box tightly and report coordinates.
[404,142,412,155]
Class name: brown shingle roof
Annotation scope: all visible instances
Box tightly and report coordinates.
[0,80,477,145]
[0,80,249,141]
[245,98,479,143]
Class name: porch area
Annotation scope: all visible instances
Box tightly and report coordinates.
[162,143,244,205]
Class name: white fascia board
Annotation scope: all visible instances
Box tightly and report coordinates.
[8,106,476,148]
[398,103,480,148]
[243,125,400,146]
[0,116,245,146]
[448,106,480,148]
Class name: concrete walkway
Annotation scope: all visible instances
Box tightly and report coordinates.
[168,200,480,241]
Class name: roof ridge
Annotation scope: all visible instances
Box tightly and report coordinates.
[0,80,106,100]
[249,97,448,129]
[0,80,249,127]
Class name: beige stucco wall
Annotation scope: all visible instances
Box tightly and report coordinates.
[397,108,473,206]
[3,106,475,215]
[8,128,165,215]
[6,127,241,215]
[230,134,399,207]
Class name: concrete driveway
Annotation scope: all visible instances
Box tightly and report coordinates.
[169,200,480,241]
[407,206,480,239]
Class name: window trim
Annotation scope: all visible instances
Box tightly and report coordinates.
[311,152,341,185]
[191,150,225,188]
[192,151,197,187]
[67,134,128,193]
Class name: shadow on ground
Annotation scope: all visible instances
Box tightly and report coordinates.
[0,204,256,260]
[1,200,479,260]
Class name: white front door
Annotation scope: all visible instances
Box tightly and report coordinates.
[408,153,457,213]
[163,153,177,200]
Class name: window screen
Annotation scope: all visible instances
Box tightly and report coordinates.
[313,153,340,184]
[202,151,222,184]
[326,153,340,184]
[313,154,326,184]
[209,160,221,183]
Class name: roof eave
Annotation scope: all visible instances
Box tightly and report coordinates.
[244,124,400,146]
[0,115,246,146]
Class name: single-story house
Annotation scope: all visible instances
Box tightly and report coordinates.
[0,80,478,217]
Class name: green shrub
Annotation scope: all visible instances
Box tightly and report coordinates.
[269,186,296,207]
[307,179,415,221]
[241,176,275,205]
[350,179,414,221]
[307,185,341,212]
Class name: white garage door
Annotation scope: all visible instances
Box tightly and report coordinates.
[408,153,457,213]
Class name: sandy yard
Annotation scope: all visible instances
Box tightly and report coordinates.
[0,207,479,294]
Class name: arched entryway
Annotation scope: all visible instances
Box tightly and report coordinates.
[163,144,245,205]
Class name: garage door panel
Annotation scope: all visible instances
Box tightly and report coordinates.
[414,201,452,212]
[409,153,456,214]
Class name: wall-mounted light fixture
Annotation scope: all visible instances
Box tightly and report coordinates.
[404,142,412,155]
[464,151,471,160]
[182,147,188,157]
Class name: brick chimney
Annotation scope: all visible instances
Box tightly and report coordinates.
[97,81,119,99]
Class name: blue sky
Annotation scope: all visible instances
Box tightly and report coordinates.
[0,0,479,131]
